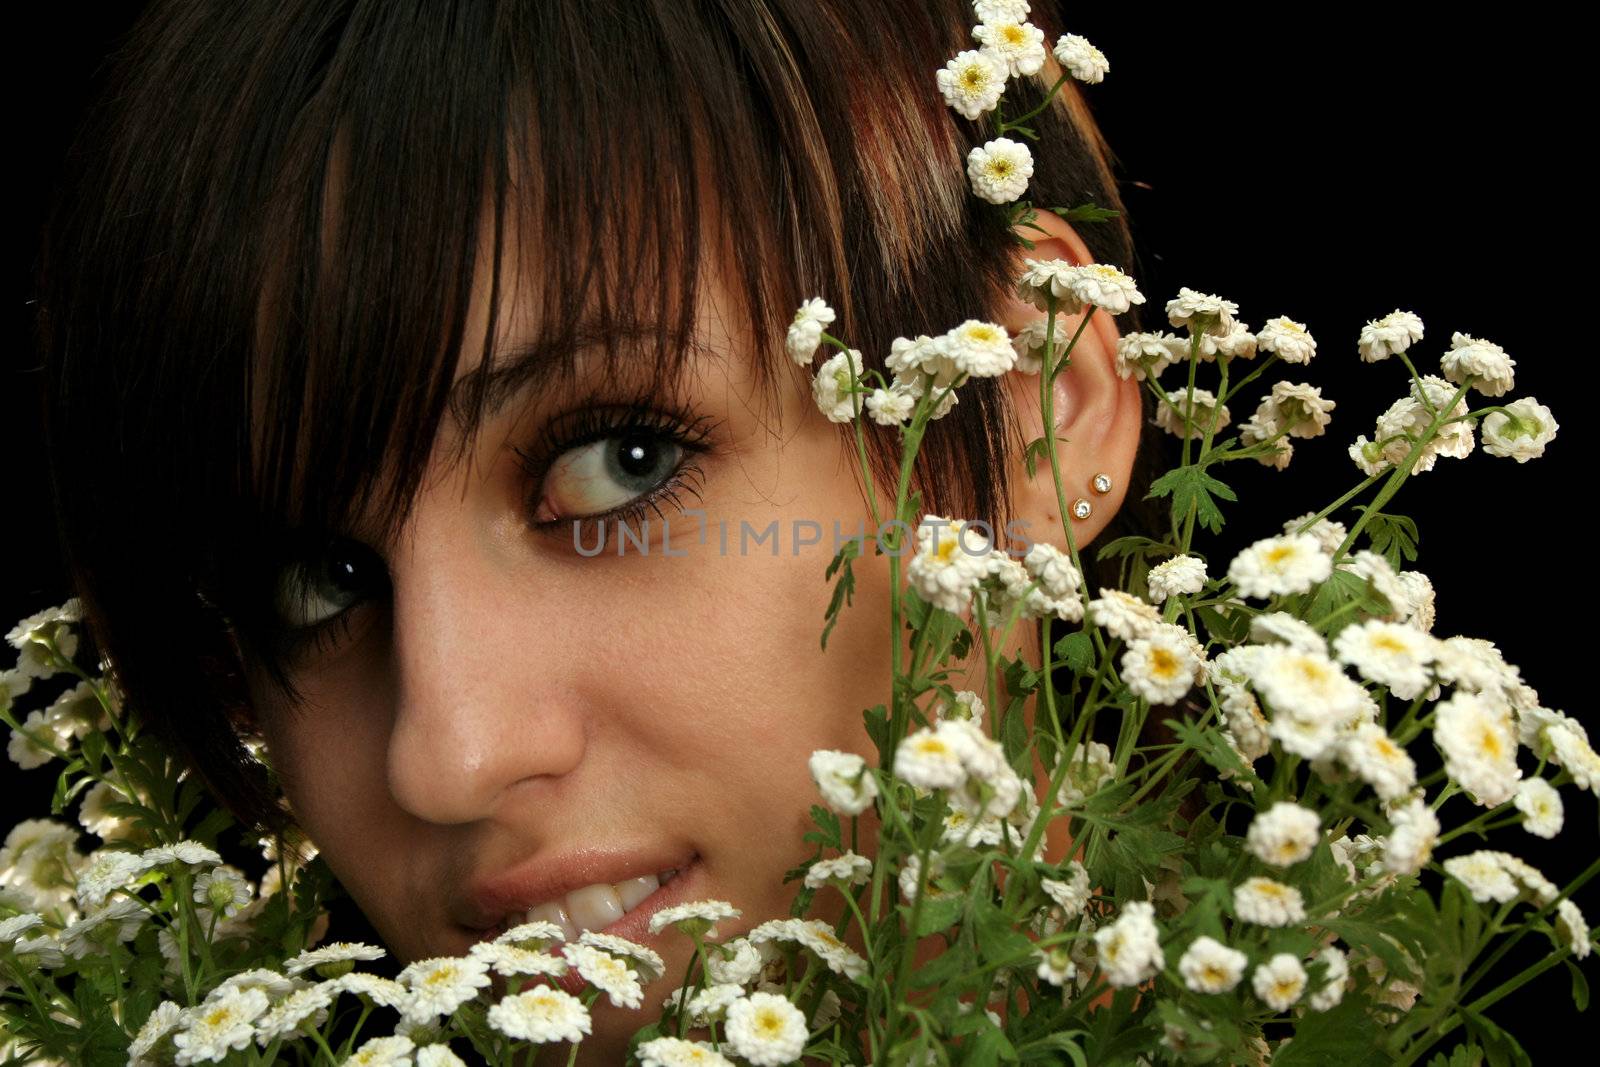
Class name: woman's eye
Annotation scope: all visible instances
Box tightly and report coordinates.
[532,431,686,522]
[273,537,388,629]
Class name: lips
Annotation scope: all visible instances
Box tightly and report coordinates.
[458,846,700,941]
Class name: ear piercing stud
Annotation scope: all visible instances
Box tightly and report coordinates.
[1070,498,1093,521]
[1091,472,1113,495]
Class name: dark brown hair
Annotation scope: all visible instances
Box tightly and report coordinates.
[35,0,1159,830]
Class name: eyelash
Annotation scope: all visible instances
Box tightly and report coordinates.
[271,399,718,665]
[513,398,719,538]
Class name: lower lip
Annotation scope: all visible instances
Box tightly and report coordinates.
[553,855,703,996]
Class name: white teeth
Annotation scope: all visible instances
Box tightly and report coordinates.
[566,884,626,932]
[521,870,671,935]
[617,874,659,910]
[526,900,578,942]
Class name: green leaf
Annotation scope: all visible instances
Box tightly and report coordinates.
[1568,957,1591,1011]
[911,892,966,937]
[957,1025,1017,1067]
[1093,534,1172,564]
[1049,202,1121,224]
[1052,630,1093,673]
[1146,465,1236,535]
[820,539,860,651]
[1358,506,1420,569]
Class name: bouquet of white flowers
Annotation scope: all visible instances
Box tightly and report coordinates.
[3,10,1591,1067]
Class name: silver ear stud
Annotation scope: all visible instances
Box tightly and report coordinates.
[1091,472,1113,495]
[1070,498,1093,521]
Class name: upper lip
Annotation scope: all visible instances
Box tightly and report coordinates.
[456,844,696,931]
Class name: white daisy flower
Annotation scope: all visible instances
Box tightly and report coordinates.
[1228,534,1332,599]
[785,298,835,367]
[1221,684,1272,765]
[1358,310,1425,362]
[725,991,808,1066]
[12,933,66,969]
[77,780,138,841]
[58,898,146,959]
[328,973,408,1010]
[1245,802,1321,867]
[495,919,568,949]
[1441,332,1515,397]
[1233,877,1305,927]
[171,987,269,1065]
[75,848,152,909]
[1252,953,1307,1011]
[638,1036,737,1067]
[942,320,1017,378]
[1434,692,1521,807]
[1443,850,1521,904]
[894,722,971,790]
[1146,555,1207,603]
[1041,861,1092,918]
[706,938,763,987]
[1036,945,1076,986]
[1199,321,1258,361]
[1121,625,1200,706]
[1178,935,1247,993]
[1556,900,1591,960]
[1249,645,1365,723]
[343,1036,416,1067]
[416,1048,469,1067]
[906,515,992,614]
[1259,381,1335,438]
[0,912,43,942]
[129,1000,184,1067]
[253,985,334,1044]
[1382,797,1441,876]
[1371,377,1476,474]
[487,986,591,1044]
[974,18,1046,77]
[1055,740,1116,807]
[396,956,493,1020]
[1086,588,1161,642]
[1153,386,1229,440]
[1113,330,1184,381]
[468,941,569,979]
[284,941,387,977]
[937,689,987,726]
[1309,946,1349,1011]
[1053,33,1109,83]
[1009,314,1069,374]
[143,840,223,868]
[564,942,643,1009]
[936,49,1006,120]
[1393,570,1436,632]
[1256,316,1317,364]
[1093,901,1163,988]
[1059,263,1146,316]
[1482,397,1558,462]
[1512,778,1563,838]
[1283,513,1347,555]
[1333,619,1437,700]
[966,137,1034,204]
[5,600,81,680]
[647,899,741,937]
[193,865,252,918]
[975,2,1032,24]
[577,931,664,981]
[1340,723,1418,802]
[808,749,879,816]
[203,968,299,1006]
[1014,257,1081,313]
[1240,415,1293,469]
[673,982,744,1026]
[1023,542,1082,599]
[1165,288,1239,337]
[811,347,867,423]
[6,709,59,769]
[887,332,960,388]
[804,852,872,890]
[864,383,917,426]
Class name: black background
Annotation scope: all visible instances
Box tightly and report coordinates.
[10,4,1592,1060]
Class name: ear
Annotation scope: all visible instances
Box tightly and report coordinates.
[994,212,1144,552]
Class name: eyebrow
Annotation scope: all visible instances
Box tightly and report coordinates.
[443,320,713,431]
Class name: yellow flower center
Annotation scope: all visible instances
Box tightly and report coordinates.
[1150,648,1180,678]
[1002,25,1025,45]
[755,1007,786,1037]
[1266,545,1296,566]
[1372,633,1408,654]
[961,65,986,90]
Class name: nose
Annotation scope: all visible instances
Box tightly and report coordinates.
[382,484,585,824]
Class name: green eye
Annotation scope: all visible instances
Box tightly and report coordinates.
[534,431,686,521]
[274,538,388,629]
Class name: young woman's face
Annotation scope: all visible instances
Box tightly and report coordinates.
[249,209,979,1056]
